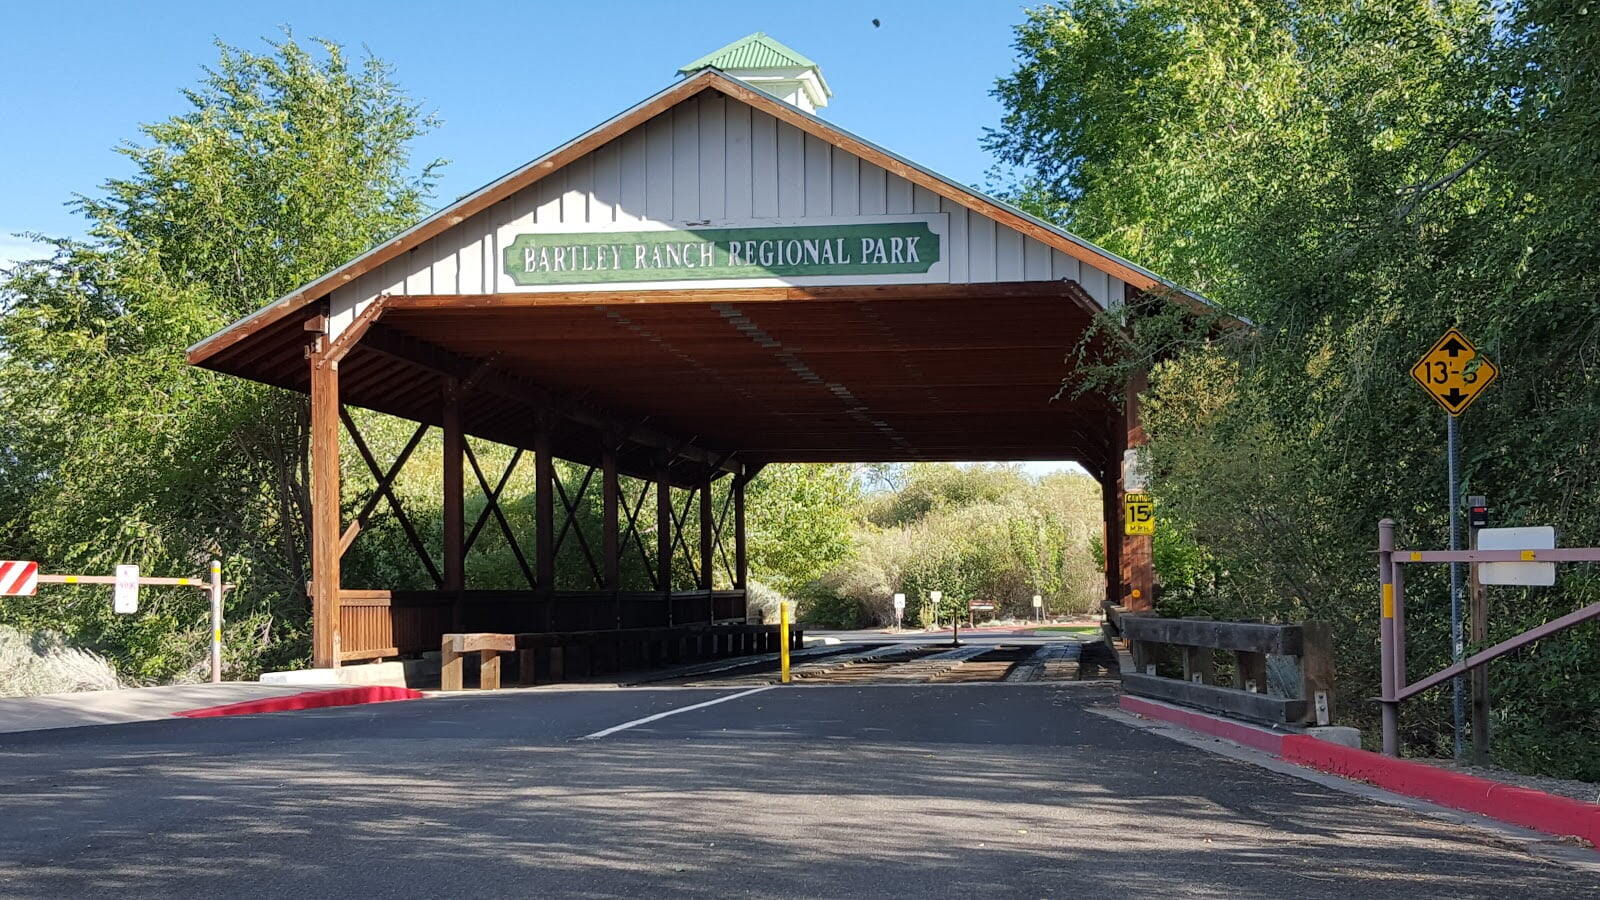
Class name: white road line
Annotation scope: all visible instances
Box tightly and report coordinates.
[578,686,777,740]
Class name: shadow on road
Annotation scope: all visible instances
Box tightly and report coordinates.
[0,685,1587,898]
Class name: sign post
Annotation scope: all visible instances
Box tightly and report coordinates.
[931,590,952,645]
[1467,496,1488,764]
[1032,593,1043,623]
[1410,328,1499,761]
[892,592,905,631]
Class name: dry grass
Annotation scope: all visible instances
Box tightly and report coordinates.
[0,625,120,697]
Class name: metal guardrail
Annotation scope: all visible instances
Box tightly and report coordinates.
[1376,518,1600,757]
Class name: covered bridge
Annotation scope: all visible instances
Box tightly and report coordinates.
[187,34,1191,670]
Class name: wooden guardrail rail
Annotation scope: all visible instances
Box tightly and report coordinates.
[1121,617,1334,727]
[514,622,803,684]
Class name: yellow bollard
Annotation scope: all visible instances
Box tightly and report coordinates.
[780,600,792,684]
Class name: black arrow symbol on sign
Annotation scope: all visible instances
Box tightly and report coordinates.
[1442,387,1468,408]
[1439,336,1469,357]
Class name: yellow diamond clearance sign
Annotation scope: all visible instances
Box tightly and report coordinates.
[1410,328,1498,416]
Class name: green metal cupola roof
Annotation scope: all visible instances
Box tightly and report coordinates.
[679,32,832,111]
[678,32,818,72]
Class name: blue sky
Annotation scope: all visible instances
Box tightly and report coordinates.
[0,1,1081,476]
[2,0,1035,259]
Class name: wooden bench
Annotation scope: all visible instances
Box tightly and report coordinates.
[1121,617,1334,727]
[440,632,516,691]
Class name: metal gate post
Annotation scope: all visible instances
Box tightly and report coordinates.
[1378,518,1399,756]
[209,559,223,684]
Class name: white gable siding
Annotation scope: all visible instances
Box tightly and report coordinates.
[330,92,1124,334]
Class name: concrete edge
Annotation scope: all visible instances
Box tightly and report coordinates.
[173,686,425,718]
[1119,694,1289,754]
[1117,694,1599,851]
[1280,732,1600,848]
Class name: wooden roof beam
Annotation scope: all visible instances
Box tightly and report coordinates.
[359,325,740,477]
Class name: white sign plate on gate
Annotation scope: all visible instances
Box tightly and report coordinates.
[114,565,140,613]
[1478,527,1556,586]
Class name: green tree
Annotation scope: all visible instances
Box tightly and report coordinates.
[989,1,1600,777]
[0,34,440,680]
[746,464,859,595]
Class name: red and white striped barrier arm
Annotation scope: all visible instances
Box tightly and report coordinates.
[0,560,39,596]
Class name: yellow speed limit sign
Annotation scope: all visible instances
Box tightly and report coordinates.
[1124,492,1155,535]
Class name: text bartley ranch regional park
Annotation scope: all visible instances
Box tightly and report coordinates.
[502,221,942,286]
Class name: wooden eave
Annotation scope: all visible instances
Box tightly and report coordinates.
[186,68,1210,368]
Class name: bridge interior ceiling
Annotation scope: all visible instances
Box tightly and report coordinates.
[197,282,1117,482]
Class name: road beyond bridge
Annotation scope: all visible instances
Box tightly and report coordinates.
[1,675,1593,898]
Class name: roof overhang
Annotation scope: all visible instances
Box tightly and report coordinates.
[188,68,1213,370]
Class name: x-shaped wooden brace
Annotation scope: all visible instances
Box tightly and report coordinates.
[339,410,443,588]
[712,483,737,587]
[552,465,603,588]
[463,442,536,589]
[668,486,700,586]
[617,478,659,590]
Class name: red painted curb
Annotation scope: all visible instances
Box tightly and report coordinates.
[1281,734,1600,847]
[1119,695,1287,754]
[1119,692,1599,848]
[173,686,424,718]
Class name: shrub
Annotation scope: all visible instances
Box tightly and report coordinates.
[794,582,872,629]
[0,626,121,697]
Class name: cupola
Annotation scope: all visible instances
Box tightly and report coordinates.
[678,32,831,112]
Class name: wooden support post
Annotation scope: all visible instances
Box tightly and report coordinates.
[1119,370,1154,612]
[479,648,501,690]
[1100,451,1121,616]
[1129,639,1150,674]
[440,645,463,691]
[1301,621,1336,725]
[309,348,342,669]
[1235,651,1268,693]
[699,473,714,592]
[519,648,537,685]
[442,378,465,630]
[734,475,748,591]
[603,439,620,626]
[535,424,555,627]
[657,470,673,613]
[1182,647,1214,685]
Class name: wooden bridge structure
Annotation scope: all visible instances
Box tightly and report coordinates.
[186,63,1202,669]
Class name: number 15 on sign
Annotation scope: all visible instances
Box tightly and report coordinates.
[1125,493,1155,535]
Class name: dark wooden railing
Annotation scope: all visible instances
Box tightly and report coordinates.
[1120,616,1335,727]
[338,588,747,662]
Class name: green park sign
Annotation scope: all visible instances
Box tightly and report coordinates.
[502,221,941,286]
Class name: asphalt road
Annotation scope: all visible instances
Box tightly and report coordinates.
[0,683,1591,898]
